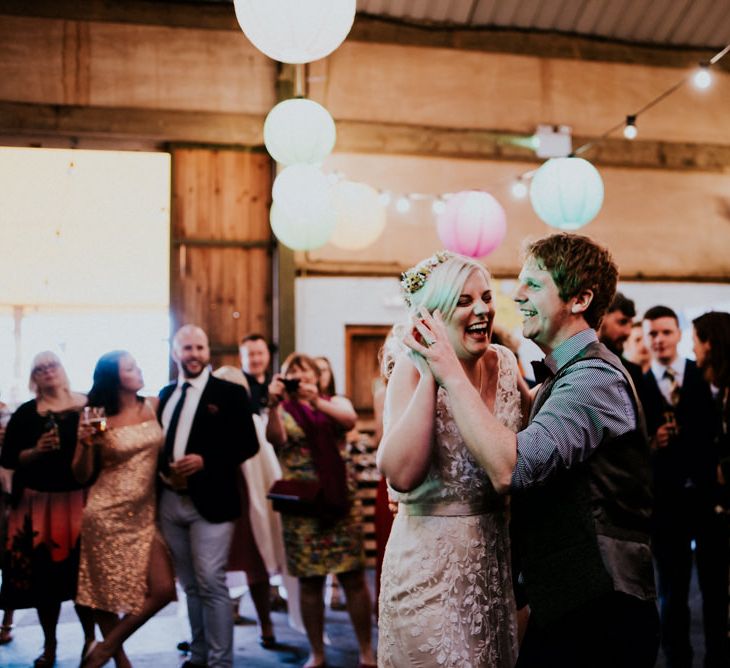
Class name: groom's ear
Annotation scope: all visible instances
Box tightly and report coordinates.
[570,288,594,315]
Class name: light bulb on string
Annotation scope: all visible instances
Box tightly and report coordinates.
[395,196,412,214]
[378,191,392,207]
[693,63,712,90]
[511,179,528,199]
[623,115,638,140]
[432,199,446,215]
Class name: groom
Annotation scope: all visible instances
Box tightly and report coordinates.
[421,233,659,666]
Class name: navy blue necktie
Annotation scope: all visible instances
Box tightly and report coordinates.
[163,382,191,470]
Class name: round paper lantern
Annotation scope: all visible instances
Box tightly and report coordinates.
[329,181,387,250]
[436,191,507,258]
[233,0,356,64]
[270,202,335,251]
[264,99,336,165]
[529,157,604,230]
[272,164,331,219]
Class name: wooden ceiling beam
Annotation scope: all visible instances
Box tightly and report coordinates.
[2,101,729,172]
[0,1,725,71]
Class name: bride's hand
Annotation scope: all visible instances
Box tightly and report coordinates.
[404,308,465,387]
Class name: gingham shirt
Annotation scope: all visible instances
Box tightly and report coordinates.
[511,329,637,490]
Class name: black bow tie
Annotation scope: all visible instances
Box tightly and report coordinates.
[531,360,554,384]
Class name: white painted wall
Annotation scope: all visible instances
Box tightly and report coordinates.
[295,276,407,393]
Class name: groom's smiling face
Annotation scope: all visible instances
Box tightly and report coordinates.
[513,257,573,353]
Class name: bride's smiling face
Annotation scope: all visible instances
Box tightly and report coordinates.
[445,269,494,360]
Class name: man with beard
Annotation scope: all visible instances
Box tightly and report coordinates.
[598,292,646,403]
[158,324,258,668]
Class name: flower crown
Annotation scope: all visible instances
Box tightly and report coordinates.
[400,251,452,306]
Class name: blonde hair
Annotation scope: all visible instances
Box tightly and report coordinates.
[28,351,69,397]
[404,252,491,322]
[212,365,249,390]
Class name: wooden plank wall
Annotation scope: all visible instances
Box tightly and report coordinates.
[170,147,273,369]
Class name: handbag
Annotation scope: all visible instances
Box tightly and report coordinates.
[267,478,324,517]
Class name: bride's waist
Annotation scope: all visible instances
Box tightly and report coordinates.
[399,497,504,517]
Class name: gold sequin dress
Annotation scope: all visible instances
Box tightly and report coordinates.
[76,418,163,615]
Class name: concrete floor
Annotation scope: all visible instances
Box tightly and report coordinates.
[0,566,719,667]
[0,587,377,668]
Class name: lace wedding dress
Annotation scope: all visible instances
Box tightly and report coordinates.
[378,344,522,668]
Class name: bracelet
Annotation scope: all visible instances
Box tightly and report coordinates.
[266,397,281,409]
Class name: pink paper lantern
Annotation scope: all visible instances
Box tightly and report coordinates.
[436,191,507,258]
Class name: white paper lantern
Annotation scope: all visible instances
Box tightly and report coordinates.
[270,202,335,251]
[264,99,336,166]
[272,164,331,219]
[233,0,356,64]
[329,181,387,250]
[529,157,604,230]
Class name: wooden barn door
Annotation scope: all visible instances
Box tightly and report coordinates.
[345,324,392,428]
[170,146,272,371]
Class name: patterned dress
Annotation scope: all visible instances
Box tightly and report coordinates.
[76,417,163,615]
[277,409,365,578]
[378,345,522,668]
[0,403,87,608]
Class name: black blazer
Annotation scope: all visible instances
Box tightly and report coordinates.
[643,359,720,512]
[158,375,259,523]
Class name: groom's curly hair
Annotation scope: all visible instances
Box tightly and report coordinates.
[524,233,618,330]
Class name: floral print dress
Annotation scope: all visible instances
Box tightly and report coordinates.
[277,410,365,578]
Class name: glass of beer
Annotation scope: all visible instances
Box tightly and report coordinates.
[82,406,107,433]
[662,410,678,439]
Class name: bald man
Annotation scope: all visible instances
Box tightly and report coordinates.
[158,325,259,668]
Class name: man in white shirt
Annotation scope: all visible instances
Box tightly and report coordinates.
[642,306,728,668]
[158,325,259,668]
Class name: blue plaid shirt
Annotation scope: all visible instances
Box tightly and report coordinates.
[511,329,637,490]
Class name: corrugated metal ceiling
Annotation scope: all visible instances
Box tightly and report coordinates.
[356,0,730,49]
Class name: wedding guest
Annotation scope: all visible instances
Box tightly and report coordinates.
[240,334,274,415]
[378,251,530,667]
[314,356,349,612]
[624,322,651,373]
[74,351,176,668]
[642,306,728,667]
[213,365,281,649]
[266,353,375,668]
[0,397,14,647]
[158,325,258,668]
[693,310,730,503]
[0,352,95,667]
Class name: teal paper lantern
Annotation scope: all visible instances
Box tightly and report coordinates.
[529,157,604,230]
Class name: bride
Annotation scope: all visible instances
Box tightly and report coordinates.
[377,251,530,668]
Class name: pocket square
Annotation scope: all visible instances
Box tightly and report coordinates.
[206,403,220,415]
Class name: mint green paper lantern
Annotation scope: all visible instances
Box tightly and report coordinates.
[529,157,604,230]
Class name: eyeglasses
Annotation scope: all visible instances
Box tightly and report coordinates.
[32,362,60,375]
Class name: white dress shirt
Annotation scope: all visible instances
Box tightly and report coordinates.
[650,356,686,405]
[161,366,210,461]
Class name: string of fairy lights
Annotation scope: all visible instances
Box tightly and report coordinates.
[328,42,730,217]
